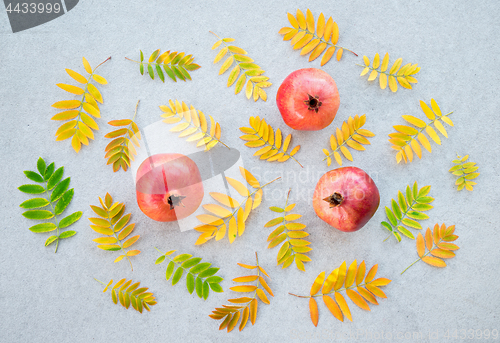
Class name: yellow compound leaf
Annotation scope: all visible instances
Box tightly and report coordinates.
[346,289,370,311]
[57,83,85,95]
[296,9,306,29]
[334,293,352,321]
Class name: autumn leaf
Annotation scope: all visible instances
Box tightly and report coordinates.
[279,9,357,65]
[389,99,454,163]
[89,193,140,270]
[210,253,272,332]
[322,114,374,166]
[96,278,156,313]
[52,57,110,152]
[402,224,459,274]
[240,116,302,167]
[289,260,391,326]
[194,168,280,245]
[449,154,479,191]
[265,189,311,271]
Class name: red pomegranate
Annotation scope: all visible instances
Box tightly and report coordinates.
[135,153,204,222]
[276,68,340,131]
[313,166,380,232]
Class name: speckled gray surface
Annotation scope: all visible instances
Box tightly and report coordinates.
[1,0,499,342]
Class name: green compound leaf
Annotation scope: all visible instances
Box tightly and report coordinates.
[155,248,223,300]
[382,181,434,242]
[23,210,54,220]
[128,49,200,82]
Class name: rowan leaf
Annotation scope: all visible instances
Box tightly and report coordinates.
[240,116,302,167]
[195,170,279,245]
[390,99,453,163]
[359,53,418,92]
[52,57,110,152]
[322,115,373,166]
[211,253,271,332]
[160,100,227,151]
[280,9,357,65]
[19,158,80,252]
[211,33,270,101]
[100,278,156,313]
[402,223,459,274]
[104,101,142,172]
[290,260,390,325]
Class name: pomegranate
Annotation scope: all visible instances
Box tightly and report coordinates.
[136,153,204,222]
[276,68,340,131]
[313,167,380,232]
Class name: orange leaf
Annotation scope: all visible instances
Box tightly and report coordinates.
[416,233,425,257]
[355,261,365,285]
[334,292,352,321]
[239,306,249,331]
[370,278,392,287]
[422,256,446,267]
[256,289,270,304]
[227,311,240,332]
[323,295,343,321]
[237,263,257,269]
[259,276,274,297]
[365,284,387,298]
[310,271,325,295]
[344,260,357,288]
[365,264,378,283]
[309,297,319,327]
[249,298,258,325]
[425,228,433,251]
[346,289,370,311]
[230,285,257,292]
[228,297,253,303]
[233,275,258,283]
[357,286,378,305]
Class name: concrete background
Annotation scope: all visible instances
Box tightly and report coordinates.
[1,0,499,342]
